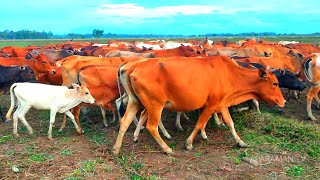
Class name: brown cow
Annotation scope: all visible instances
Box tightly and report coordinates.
[58,55,143,87]
[113,56,285,155]
[302,53,320,120]
[0,54,56,79]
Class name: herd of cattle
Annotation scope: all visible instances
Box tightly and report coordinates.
[0,37,320,155]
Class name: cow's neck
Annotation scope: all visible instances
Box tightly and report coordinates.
[60,89,81,112]
[223,67,265,107]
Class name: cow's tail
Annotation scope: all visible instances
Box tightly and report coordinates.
[117,64,126,117]
[5,83,18,121]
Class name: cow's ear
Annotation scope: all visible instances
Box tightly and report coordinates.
[258,69,267,79]
[72,83,80,91]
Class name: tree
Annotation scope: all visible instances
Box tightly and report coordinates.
[92,29,104,38]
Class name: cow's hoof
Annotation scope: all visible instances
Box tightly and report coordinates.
[164,148,173,154]
[28,130,34,135]
[176,127,184,131]
[14,134,19,138]
[166,136,172,140]
[48,137,53,140]
[185,141,193,150]
[238,141,248,148]
[140,126,145,130]
[203,137,209,141]
[112,148,120,156]
[308,116,317,121]
[76,128,83,134]
[133,137,139,143]
[58,128,63,132]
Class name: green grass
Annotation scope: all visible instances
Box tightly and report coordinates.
[0,36,319,48]
[60,149,72,156]
[231,110,320,159]
[0,135,13,144]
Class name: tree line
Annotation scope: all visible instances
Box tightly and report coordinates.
[0,29,319,39]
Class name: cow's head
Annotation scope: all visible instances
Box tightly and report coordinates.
[256,68,286,107]
[273,69,306,91]
[72,83,95,104]
[18,66,37,83]
[32,53,56,75]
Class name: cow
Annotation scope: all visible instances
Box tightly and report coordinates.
[37,66,63,85]
[0,65,36,122]
[58,55,143,87]
[0,65,36,94]
[133,61,305,142]
[278,41,299,46]
[0,54,56,79]
[105,50,155,58]
[59,65,121,131]
[286,43,319,55]
[5,83,95,139]
[112,56,285,155]
[162,42,193,49]
[302,53,320,120]
[30,49,75,65]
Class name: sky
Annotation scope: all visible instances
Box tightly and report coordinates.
[1,0,320,35]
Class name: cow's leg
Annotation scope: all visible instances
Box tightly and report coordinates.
[145,105,173,154]
[12,105,23,137]
[221,108,247,147]
[214,113,223,125]
[48,109,58,140]
[182,112,190,121]
[252,99,261,113]
[133,109,148,142]
[65,110,81,134]
[113,100,140,155]
[185,108,212,150]
[200,120,208,140]
[59,114,67,132]
[99,106,108,127]
[159,119,172,140]
[175,112,184,131]
[17,105,33,135]
[306,86,320,121]
[72,106,83,133]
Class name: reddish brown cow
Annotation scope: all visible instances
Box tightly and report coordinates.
[113,56,285,155]
[58,55,144,87]
[37,66,62,85]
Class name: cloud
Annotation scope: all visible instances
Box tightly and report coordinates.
[96,4,228,18]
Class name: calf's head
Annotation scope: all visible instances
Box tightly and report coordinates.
[72,83,95,104]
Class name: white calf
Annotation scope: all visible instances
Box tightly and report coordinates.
[5,83,95,140]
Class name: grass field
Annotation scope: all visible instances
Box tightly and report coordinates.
[0,36,319,48]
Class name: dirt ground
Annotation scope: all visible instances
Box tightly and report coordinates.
[0,88,319,179]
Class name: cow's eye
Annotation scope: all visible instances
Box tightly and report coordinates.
[85,92,89,95]
[273,82,278,87]
[42,61,46,64]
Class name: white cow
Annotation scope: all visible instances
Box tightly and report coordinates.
[278,41,300,45]
[162,42,193,49]
[5,83,95,140]
[135,43,162,50]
